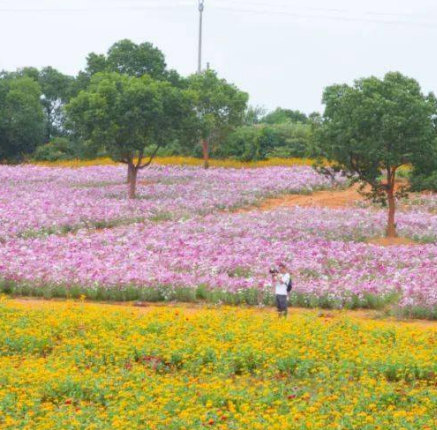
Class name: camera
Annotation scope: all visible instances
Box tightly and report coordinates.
[269,267,279,275]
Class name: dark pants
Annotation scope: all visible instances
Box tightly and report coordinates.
[276,294,288,316]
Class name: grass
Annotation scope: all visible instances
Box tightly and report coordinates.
[0,278,427,319]
[15,217,145,240]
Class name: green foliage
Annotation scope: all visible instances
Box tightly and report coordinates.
[16,67,74,142]
[317,72,436,195]
[410,133,437,191]
[82,39,183,88]
[0,75,45,162]
[217,125,268,162]
[33,138,77,162]
[243,105,267,125]
[316,72,437,235]
[217,122,313,161]
[66,72,192,197]
[69,39,184,101]
[88,40,167,78]
[262,107,308,124]
[67,72,190,161]
[410,170,437,191]
[266,122,313,158]
[185,70,248,148]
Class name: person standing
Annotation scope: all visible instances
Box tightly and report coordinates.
[271,263,292,317]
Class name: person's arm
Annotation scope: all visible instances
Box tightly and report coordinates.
[284,273,291,293]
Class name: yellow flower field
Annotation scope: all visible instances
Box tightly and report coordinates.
[32,156,315,169]
[1,299,437,430]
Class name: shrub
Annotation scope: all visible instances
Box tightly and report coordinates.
[410,171,437,192]
[217,122,314,162]
[33,138,77,162]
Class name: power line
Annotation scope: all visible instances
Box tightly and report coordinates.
[204,0,437,27]
[0,1,191,13]
[210,4,437,29]
[1,0,437,29]
[212,0,434,20]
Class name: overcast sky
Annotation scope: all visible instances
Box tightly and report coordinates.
[1,0,437,113]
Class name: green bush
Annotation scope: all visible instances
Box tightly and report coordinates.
[266,122,313,158]
[216,125,268,162]
[33,138,77,161]
[410,171,437,192]
[216,122,314,162]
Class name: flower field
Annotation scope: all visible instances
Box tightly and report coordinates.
[0,165,336,240]
[2,299,437,430]
[1,164,437,317]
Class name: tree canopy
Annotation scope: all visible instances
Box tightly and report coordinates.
[66,72,191,198]
[0,75,45,163]
[317,72,437,237]
[262,108,308,125]
[2,67,73,143]
[85,39,181,84]
[186,70,248,168]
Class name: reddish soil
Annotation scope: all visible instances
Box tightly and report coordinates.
[256,187,363,211]
[240,185,424,247]
[366,237,418,247]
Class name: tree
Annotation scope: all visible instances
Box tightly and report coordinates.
[71,40,184,97]
[0,75,45,163]
[66,73,191,199]
[317,72,437,238]
[244,106,267,125]
[187,70,248,168]
[262,108,308,125]
[83,39,182,84]
[14,67,74,142]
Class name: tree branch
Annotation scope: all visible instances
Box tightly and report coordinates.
[138,144,162,169]
[135,149,144,169]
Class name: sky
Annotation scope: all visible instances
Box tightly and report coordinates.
[1,0,437,113]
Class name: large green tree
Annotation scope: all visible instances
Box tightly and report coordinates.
[3,67,73,143]
[71,40,183,99]
[0,75,45,163]
[75,40,183,89]
[317,72,437,238]
[87,39,166,78]
[187,70,248,168]
[27,67,73,142]
[66,72,191,199]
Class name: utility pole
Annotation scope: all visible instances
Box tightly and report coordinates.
[197,0,205,74]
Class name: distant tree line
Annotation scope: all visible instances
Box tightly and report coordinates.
[2,39,437,205]
[0,39,319,168]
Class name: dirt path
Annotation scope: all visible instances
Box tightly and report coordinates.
[9,297,437,329]
[239,186,421,247]
[256,187,363,211]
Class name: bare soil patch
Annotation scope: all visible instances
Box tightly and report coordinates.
[260,188,362,210]
[237,187,363,214]
[367,237,418,247]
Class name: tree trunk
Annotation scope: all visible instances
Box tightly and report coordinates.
[127,162,135,185]
[386,186,397,238]
[202,139,209,169]
[128,167,138,199]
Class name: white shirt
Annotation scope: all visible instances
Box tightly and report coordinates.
[275,273,291,295]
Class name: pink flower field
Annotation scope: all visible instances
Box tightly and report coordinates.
[1,164,436,317]
[0,165,338,240]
